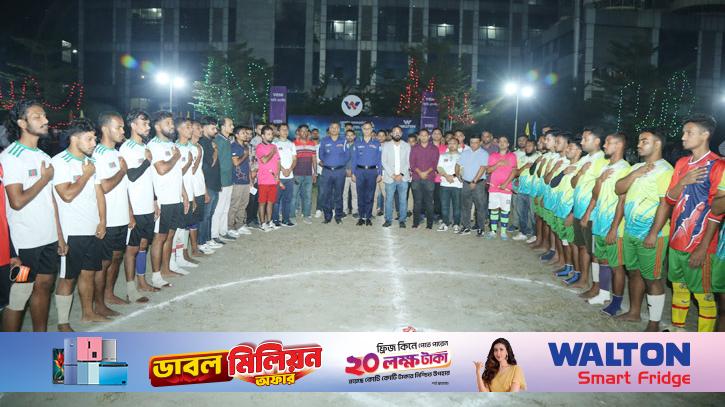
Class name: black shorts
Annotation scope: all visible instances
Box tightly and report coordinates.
[573,219,594,255]
[128,213,155,247]
[61,235,102,279]
[193,195,206,225]
[157,203,183,235]
[0,265,10,308]
[17,242,59,277]
[101,225,127,260]
[183,202,195,228]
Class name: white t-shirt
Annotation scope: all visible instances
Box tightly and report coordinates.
[0,141,57,248]
[190,142,206,197]
[147,137,183,205]
[119,138,155,215]
[177,142,195,198]
[437,151,463,188]
[51,150,101,237]
[274,139,296,180]
[393,143,401,174]
[93,144,129,227]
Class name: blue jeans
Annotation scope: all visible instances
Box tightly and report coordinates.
[515,193,534,236]
[440,186,461,226]
[272,178,295,223]
[199,188,219,244]
[384,181,409,223]
[294,175,313,217]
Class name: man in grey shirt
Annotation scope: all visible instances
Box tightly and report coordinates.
[381,126,411,228]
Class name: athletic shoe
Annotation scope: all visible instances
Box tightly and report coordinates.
[437,224,448,232]
[555,266,572,277]
[382,221,392,227]
[525,235,537,244]
[335,218,343,224]
[151,276,171,289]
[411,223,419,229]
[601,303,621,317]
[452,225,460,233]
[169,259,190,275]
[199,244,216,255]
[357,219,365,226]
[563,272,581,285]
[352,213,359,218]
[227,230,240,238]
[270,222,281,230]
[283,221,296,227]
[539,250,555,261]
[213,238,227,245]
[587,290,611,305]
[365,219,373,226]
[377,210,384,216]
[273,221,282,228]
[206,240,223,249]
[459,227,471,235]
[399,222,406,228]
[235,226,252,235]
[484,231,496,239]
[315,210,323,218]
[513,232,528,241]
[219,234,236,242]
[500,232,509,241]
[303,217,312,224]
[261,223,270,232]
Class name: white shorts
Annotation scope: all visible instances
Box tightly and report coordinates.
[488,192,512,211]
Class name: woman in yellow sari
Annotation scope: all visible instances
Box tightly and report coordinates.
[474,338,526,392]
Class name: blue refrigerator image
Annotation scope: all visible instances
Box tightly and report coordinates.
[62,338,77,385]
[99,362,128,385]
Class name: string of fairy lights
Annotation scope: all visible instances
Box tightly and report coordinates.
[195,57,271,120]
[0,76,85,128]
[615,71,695,138]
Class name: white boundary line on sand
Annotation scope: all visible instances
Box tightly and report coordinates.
[382,227,410,327]
[89,266,569,332]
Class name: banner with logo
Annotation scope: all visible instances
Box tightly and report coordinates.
[420,91,439,130]
[341,95,363,117]
[287,116,418,139]
[269,86,287,124]
[1,332,723,392]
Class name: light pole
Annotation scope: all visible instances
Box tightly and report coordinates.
[156,71,185,113]
[504,82,534,138]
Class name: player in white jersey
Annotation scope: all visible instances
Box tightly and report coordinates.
[0,100,63,332]
[172,117,199,272]
[52,118,109,330]
[147,111,189,288]
[189,121,210,255]
[93,112,150,308]
[120,110,159,296]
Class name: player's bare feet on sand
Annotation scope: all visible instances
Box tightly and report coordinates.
[161,270,183,278]
[105,293,130,305]
[81,312,111,323]
[95,304,120,317]
[644,321,660,332]
[568,280,588,290]
[579,286,599,299]
[57,323,74,332]
[191,250,206,257]
[615,311,641,322]
[138,280,160,292]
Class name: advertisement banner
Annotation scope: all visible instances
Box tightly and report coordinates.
[1,332,723,393]
[420,91,439,130]
[269,86,287,124]
[287,115,418,139]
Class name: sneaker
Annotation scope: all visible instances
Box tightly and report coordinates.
[206,240,223,249]
[235,226,252,235]
[352,213,359,218]
[199,244,216,255]
[382,221,392,227]
[273,221,282,228]
[587,290,611,305]
[261,223,270,232]
[525,235,537,244]
[315,210,323,218]
[303,217,312,224]
[176,257,198,268]
[399,222,406,228]
[539,250,555,261]
[437,224,448,232]
[220,234,236,241]
[336,218,343,224]
[270,222,281,230]
[459,227,471,235]
[484,231,496,239]
[452,225,461,233]
[512,232,528,241]
[227,230,240,238]
[500,232,509,241]
[283,221,296,227]
[213,238,226,245]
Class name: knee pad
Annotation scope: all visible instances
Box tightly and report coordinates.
[7,283,33,311]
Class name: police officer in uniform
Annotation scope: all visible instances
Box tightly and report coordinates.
[351,121,382,226]
[317,122,350,224]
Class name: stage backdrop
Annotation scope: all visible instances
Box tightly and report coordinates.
[287,115,418,139]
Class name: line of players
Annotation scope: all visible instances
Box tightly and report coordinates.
[517,116,724,332]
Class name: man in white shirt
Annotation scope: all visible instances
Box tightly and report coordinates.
[381,126,411,228]
[0,100,62,332]
[93,112,135,314]
[272,123,297,227]
[147,111,189,288]
[173,117,199,272]
[437,137,463,232]
[120,110,159,296]
[52,118,108,331]
[189,120,210,254]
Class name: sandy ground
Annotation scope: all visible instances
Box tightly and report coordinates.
[2,211,717,406]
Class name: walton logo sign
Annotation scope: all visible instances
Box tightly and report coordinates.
[341,95,363,117]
